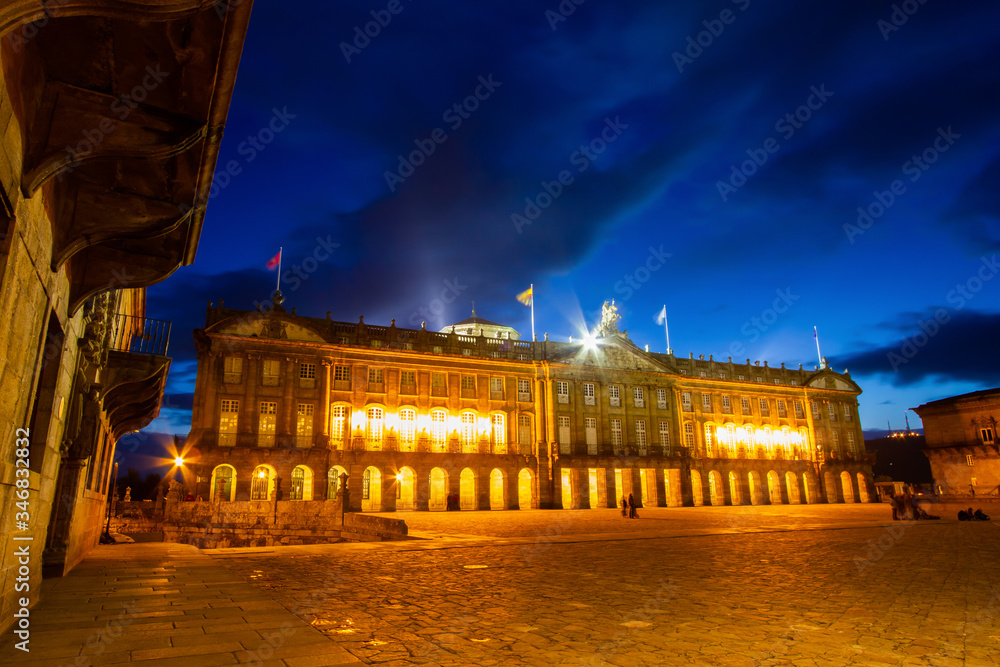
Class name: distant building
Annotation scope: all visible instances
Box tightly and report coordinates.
[914,388,1000,496]
[185,297,874,513]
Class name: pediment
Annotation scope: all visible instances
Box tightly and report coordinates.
[208,313,328,344]
[552,336,671,372]
[805,370,859,393]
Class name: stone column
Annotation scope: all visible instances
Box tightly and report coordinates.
[415,466,430,511]
[574,468,590,509]
[241,354,259,445]
[605,467,619,508]
[381,474,397,512]
[620,467,641,507]
[654,468,667,507]
[319,359,331,447]
[477,468,492,511]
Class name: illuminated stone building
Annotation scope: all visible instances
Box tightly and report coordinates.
[187,297,874,512]
[914,388,1000,496]
[0,0,252,630]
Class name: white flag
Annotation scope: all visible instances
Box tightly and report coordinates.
[655,305,667,325]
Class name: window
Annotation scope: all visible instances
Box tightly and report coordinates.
[843,404,853,422]
[777,400,787,417]
[333,365,350,390]
[518,414,532,450]
[967,454,975,466]
[755,376,763,383]
[702,393,712,410]
[831,429,840,452]
[609,385,621,407]
[331,406,348,448]
[811,402,820,418]
[370,339,384,348]
[400,370,416,393]
[492,414,506,453]
[635,420,647,455]
[262,360,280,386]
[740,397,751,415]
[299,363,316,379]
[774,379,780,384]
[633,387,644,408]
[790,379,798,386]
[704,423,714,457]
[737,375,745,381]
[722,396,732,414]
[683,423,694,448]
[585,418,597,455]
[461,412,477,452]
[368,367,384,390]
[461,375,476,398]
[296,404,314,448]
[431,410,447,451]
[981,428,996,444]
[366,407,384,449]
[432,346,443,354]
[558,416,571,454]
[659,420,670,455]
[289,466,306,501]
[719,373,727,380]
[681,392,692,412]
[219,399,239,446]
[794,401,804,419]
[846,431,856,453]
[250,466,271,501]
[461,348,472,356]
[517,378,531,401]
[490,377,504,399]
[258,402,277,446]
[399,409,416,451]
[657,389,667,409]
[827,403,837,421]
[699,370,707,378]
[584,383,596,406]
[557,381,570,404]
[758,398,769,416]
[610,418,623,455]
[432,373,447,397]
[223,356,243,383]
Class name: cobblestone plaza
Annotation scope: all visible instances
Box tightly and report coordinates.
[9,503,1000,666]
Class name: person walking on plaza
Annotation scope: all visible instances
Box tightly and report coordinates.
[621,496,627,518]
[628,493,636,519]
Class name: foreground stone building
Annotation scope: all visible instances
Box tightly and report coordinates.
[914,388,1000,496]
[185,297,874,513]
[0,0,252,632]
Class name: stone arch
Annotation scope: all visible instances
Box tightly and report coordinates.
[840,471,855,503]
[327,465,347,500]
[748,471,763,505]
[824,471,838,503]
[708,470,725,506]
[210,464,236,502]
[785,471,800,505]
[361,465,382,511]
[728,471,742,505]
[489,468,506,510]
[690,470,704,506]
[460,467,477,510]
[397,466,416,510]
[766,470,782,504]
[429,467,449,511]
[518,468,533,510]
[250,464,277,501]
[290,465,313,501]
[857,473,871,503]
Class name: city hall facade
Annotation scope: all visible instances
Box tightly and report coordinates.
[186,297,875,512]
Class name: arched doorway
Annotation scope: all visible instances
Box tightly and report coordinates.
[250,465,276,501]
[327,465,347,500]
[397,467,416,510]
[362,466,382,511]
[489,469,505,510]
[840,471,855,503]
[560,469,573,509]
[708,470,724,506]
[429,468,448,511]
[518,469,533,509]
[785,471,800,505]
[728,471,742,506]
[460,468,477,510]
[857,473,870,503]
[289,465,313,501]
[748,471,763,505]
[766,470,782,504]
[210,464,236,502]
[690,470,704,507]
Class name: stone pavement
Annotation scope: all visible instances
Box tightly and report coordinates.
[5,504,1000,666]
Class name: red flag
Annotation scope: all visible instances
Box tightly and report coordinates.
[266,250,281,271]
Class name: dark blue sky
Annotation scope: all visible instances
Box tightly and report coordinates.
[144,0,1000,439]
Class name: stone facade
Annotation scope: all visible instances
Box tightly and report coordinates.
[914,388,1000,497]
[0,1,252,634]
[185,299,875,514]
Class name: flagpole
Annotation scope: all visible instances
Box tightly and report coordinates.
[663,305,672,354]
[530,283,535,341]
[276,247,282,293]
[814,326,822,367]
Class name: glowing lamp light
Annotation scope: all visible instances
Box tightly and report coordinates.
[258,470,267,479]
[396,473,403,481]
[174,457,184,466]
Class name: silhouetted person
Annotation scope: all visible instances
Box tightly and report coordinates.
[621,496,627,518]
[974,509,990,521]
[958,509,971,521]
[627,493,637,519]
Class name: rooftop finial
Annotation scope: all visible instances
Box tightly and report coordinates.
[471,300,476,318]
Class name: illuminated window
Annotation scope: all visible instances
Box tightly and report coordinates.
[262,360,280,386]
[699,370,707,378]
[681,392,692,412]
[585,417,597,454]
[368,367,384,390]
[331,406,348,448]
[517,378,531,401]
[777,400,786,417]
[740,397,751,415]
[703,423,713,457]
[333,365,350,389]
[431,410,447,451]
[290,466,305,500]
[462,375,476,391]
[584,383,596,406]
[635,420,647,455]
[559,416,571,454]
[432,346,443,354]
[610,418,623,455]
[224,356,243,383]
[811,402,820,418]
[400,370,416,393]
[657,389,667,409]
[370,339,384,348]
[722,396,732,414]
[557,381,570,404]
[492,413,506,453]
[299,363,316,379]
[633,387,644,408]
[773,379,780,385]
[461,412,478,452]
[737,375,745,382]
[296,404,314,448]
[659,420,670,455]
[219,399,239,446]
[366,407,384,449]
[490,377,504,399]
[683,423,694,448]
[755,376,763,383]
[719,373,727,380]
[250,466,272,501]
[981,428,995,444]
[258,402,277,446]
[702,393,712,410]
[794,401,804,419]
[758,398,769,416]
[432,373,447,397]
[967,454,975,466]
[518,414,532,449]
[609,385,621,407]
[790,379,798,386]
[399,409,416,451]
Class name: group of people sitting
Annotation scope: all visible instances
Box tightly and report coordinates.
[888,489,940,520]
[958,507,991,521]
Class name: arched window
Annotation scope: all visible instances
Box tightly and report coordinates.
[331,405,349,448]
[491,413,506,454]
[327,466,347,500]
[289,466,312,501]
[461,412,477,453]
[398,408,416,451]
[431,410,447,452]
[367,407,384,450]
[250,465,274,501]
[210,465,236,502]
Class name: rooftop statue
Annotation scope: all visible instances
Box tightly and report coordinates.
[593,300,622,337]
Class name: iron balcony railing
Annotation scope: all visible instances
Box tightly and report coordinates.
[110,314,171,356]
